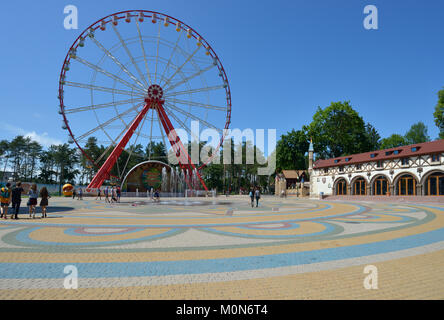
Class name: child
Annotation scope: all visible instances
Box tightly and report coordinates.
[154,189,160,203]
[39,187,51,218]
[0,183,12,219]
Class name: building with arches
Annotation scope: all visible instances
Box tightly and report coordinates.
[309,140,444,197]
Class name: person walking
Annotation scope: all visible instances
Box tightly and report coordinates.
[96,188,101,200]
[28,183,39,219]
[11,182,24,220]
[249,189,254,208]
[255,187,261,208]
[72,188,76,199]
[104,187,110,203]
[78,188,83,200]
[0,183,12,219]
[116,186,121,203]
[153,189,160,203]
[111,187,117,203]
[39,187,51,218]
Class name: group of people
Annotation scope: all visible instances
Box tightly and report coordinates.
[71,186,122,203]
[249,187,261,207]
[0,182,50,219]
[101,186,121,204]
[72,187,83,200]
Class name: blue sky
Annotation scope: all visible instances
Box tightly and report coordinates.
[1,0,443,149]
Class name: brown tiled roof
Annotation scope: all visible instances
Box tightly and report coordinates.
[313,139,444,169]
[282,170,306,179]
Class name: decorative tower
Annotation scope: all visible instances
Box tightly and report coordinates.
[308,138,314,172]
[308,139,314,197]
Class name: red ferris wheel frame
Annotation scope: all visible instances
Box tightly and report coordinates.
[58,10,232,190]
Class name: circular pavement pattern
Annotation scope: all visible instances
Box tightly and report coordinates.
[0,196,443,299]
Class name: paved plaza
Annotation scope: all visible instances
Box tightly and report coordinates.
[0,195,443,299]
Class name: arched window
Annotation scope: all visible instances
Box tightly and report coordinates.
[425,172,444,196]
[353,178,366,195]
[336,179,347,195]
[373,176,388,195]
[397,174,416,196]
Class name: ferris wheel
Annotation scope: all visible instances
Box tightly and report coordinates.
[58,10,232,190]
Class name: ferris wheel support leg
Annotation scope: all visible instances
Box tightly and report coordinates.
[155,104,194,191]
[156,104,209,192]
[87,103,151,189]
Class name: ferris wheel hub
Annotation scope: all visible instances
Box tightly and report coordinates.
[146,84,164,101]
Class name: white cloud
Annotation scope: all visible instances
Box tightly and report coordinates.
[24,131,63,147]
[1,122,63,148]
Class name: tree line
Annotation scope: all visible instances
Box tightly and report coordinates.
[1,87,442,194]
[0,135,269,194]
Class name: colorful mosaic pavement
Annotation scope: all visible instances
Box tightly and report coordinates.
[0,196,443,299]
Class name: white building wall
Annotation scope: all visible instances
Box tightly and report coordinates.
[310,154,444,197]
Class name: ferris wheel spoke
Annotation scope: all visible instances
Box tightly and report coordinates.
[164,102,223,134]
[156,111,168,153]
[148,108,155,160]
[164,107,191,135]
[164,85,226,97]
[95,143,114,165]
[64,98,144,114]
[90,36,146,89]
[93,117,136,165]
[164,63,216,93]
[64,81,145,97]
[73,56,145,94]
[164,107,198,142]
[159,30,183,88]
[76,104,142,142]
[135,19,152,86]
[162,46,201,89]
[155,22,161,84]
[121,109,149,177]
[112,24,148,88]
[165,98,226,111]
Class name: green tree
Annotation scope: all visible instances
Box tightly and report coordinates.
[276,129,309,171]
[79,137,106,184]
[304,101,376,159]
[380,134,408,150]
[405,122,430,145]
[433,88,444,139]
[201,163,224,191]
[38,146,57,184]
[0,140,10,181]
[27,140,43,180]
[145,142,167,161]
[53,144,80,194]
[8,136,27,180]
[363,123,381,151]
